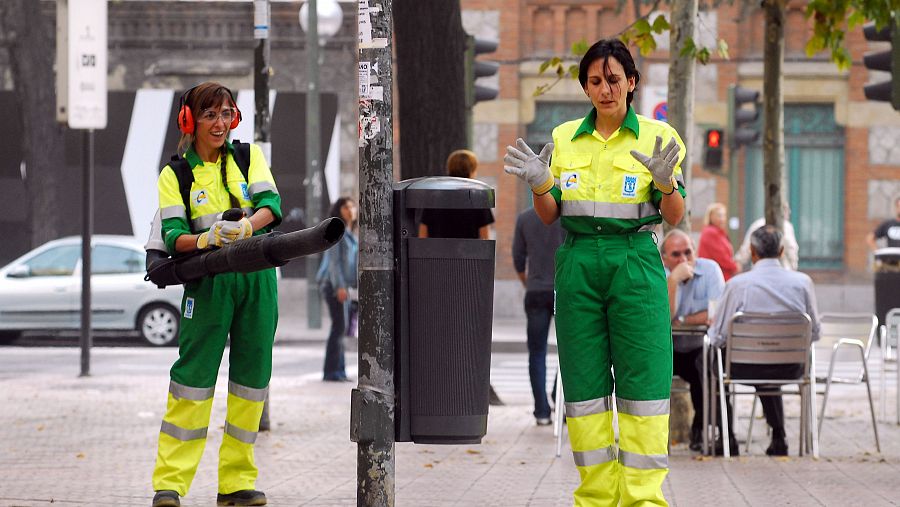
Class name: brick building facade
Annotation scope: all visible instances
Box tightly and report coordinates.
[461,0,900,289]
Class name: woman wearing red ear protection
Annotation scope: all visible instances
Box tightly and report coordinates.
[150,81,282,507]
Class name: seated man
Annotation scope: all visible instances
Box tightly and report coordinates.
[708,225,821,456]
[661,230,727,452]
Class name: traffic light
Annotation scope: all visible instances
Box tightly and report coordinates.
[465,36,499,108]
[727,84,760,149]
[863,19,900,111]
[703,128,724,172]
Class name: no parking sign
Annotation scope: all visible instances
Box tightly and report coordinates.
[640,85,668,123]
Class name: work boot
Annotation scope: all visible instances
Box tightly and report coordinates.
[217,489,267,506]
[152,490,180,507]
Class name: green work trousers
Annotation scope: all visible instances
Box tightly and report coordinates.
[555,231,672,506]
[152,269,278,496]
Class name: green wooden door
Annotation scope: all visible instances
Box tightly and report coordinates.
[744,104,845,270]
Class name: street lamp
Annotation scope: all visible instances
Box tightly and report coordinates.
[299,0,343,328]
[299,0,344,45]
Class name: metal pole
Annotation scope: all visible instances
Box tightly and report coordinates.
[254,0,273,431]
[80,129,93,377]
[355,0,394,503]
[305,0,323,329]
[726,85,740,249]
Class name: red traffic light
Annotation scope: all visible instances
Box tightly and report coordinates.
[706,129,722,148]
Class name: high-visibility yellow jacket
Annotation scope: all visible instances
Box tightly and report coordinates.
[549,106,687,236]
[157,141,281,253]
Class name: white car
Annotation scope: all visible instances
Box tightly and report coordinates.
[0,235,184,346]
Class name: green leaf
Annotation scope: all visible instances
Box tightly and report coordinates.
[637,35,657,56]
[556,65,565,78]
[571,39,590,56]
[533,84,548,98]
[633,18,652,35]
[679,37,697,58]
[538,60,550,74]
[568,64,579,80]
[696,48,711,65]
[651,14,671,34]
[805,35,826,56]
[717,39,730,59]
[847,11,865,29]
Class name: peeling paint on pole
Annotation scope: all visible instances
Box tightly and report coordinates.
[353,0,395,505]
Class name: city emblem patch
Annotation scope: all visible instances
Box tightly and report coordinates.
[184,297,195,319]
[240,182,250,201]
[561,172,579,190]
[622,174,638,198]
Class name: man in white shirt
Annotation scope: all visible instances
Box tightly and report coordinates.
[708,225,820,456]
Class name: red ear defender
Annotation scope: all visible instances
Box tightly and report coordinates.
[229,106,241,130]
[176,87,196,135]
[177,105,194,134]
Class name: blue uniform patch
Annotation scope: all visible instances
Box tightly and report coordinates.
[240,182,250,201]
[622,174,638,198]
[184,297,194,319]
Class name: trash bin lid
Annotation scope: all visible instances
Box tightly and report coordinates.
[395,176,495,209]
[875,247,900,263]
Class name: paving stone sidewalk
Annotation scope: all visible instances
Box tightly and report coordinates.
[2,342,899,506]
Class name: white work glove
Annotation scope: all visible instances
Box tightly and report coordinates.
[504,139,555,195]
[630,135,680,194]
[196,218,251,249]
[220,217,253,242]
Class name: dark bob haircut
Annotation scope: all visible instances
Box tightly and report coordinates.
[578,38,641,107]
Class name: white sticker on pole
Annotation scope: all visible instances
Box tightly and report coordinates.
[254,0,270,39]
[358,0,373,46]
[67,0,107,129]
[359,62,371,98]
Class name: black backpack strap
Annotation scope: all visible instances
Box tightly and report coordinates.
[230,140,252,180]
[168,154,195,230]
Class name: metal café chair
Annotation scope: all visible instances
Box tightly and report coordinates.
[879,308,900,423]
[815,313,880,452]
[711,311,816,458]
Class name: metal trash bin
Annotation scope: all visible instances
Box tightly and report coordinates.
[393,176,496,444]
[874,247,900,326]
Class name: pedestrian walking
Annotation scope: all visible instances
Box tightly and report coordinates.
[316,196,358,382]
[504,38,685,505]
[150,82,282,507]
[512,206,565,425]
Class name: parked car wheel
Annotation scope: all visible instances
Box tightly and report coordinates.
[0,331,21,345]
[138,304,179,347]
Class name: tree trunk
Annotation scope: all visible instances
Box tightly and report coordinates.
[762,0,785,231]
[394,1,467,180]
[666,0,697,234]
[0,0,72,248]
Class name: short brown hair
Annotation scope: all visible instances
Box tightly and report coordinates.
[446,149,478,178]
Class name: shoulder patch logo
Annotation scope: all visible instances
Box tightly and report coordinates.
[622,174,638,198]
[561,172,579,190]
[193,189,209,206]
[240,182,250,201]
[184,297,194,319]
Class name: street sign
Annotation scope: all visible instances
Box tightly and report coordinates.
[640,85,668,122]
[67,0,107,129]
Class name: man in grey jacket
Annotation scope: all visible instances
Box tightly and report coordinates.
[513,206,565,425]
